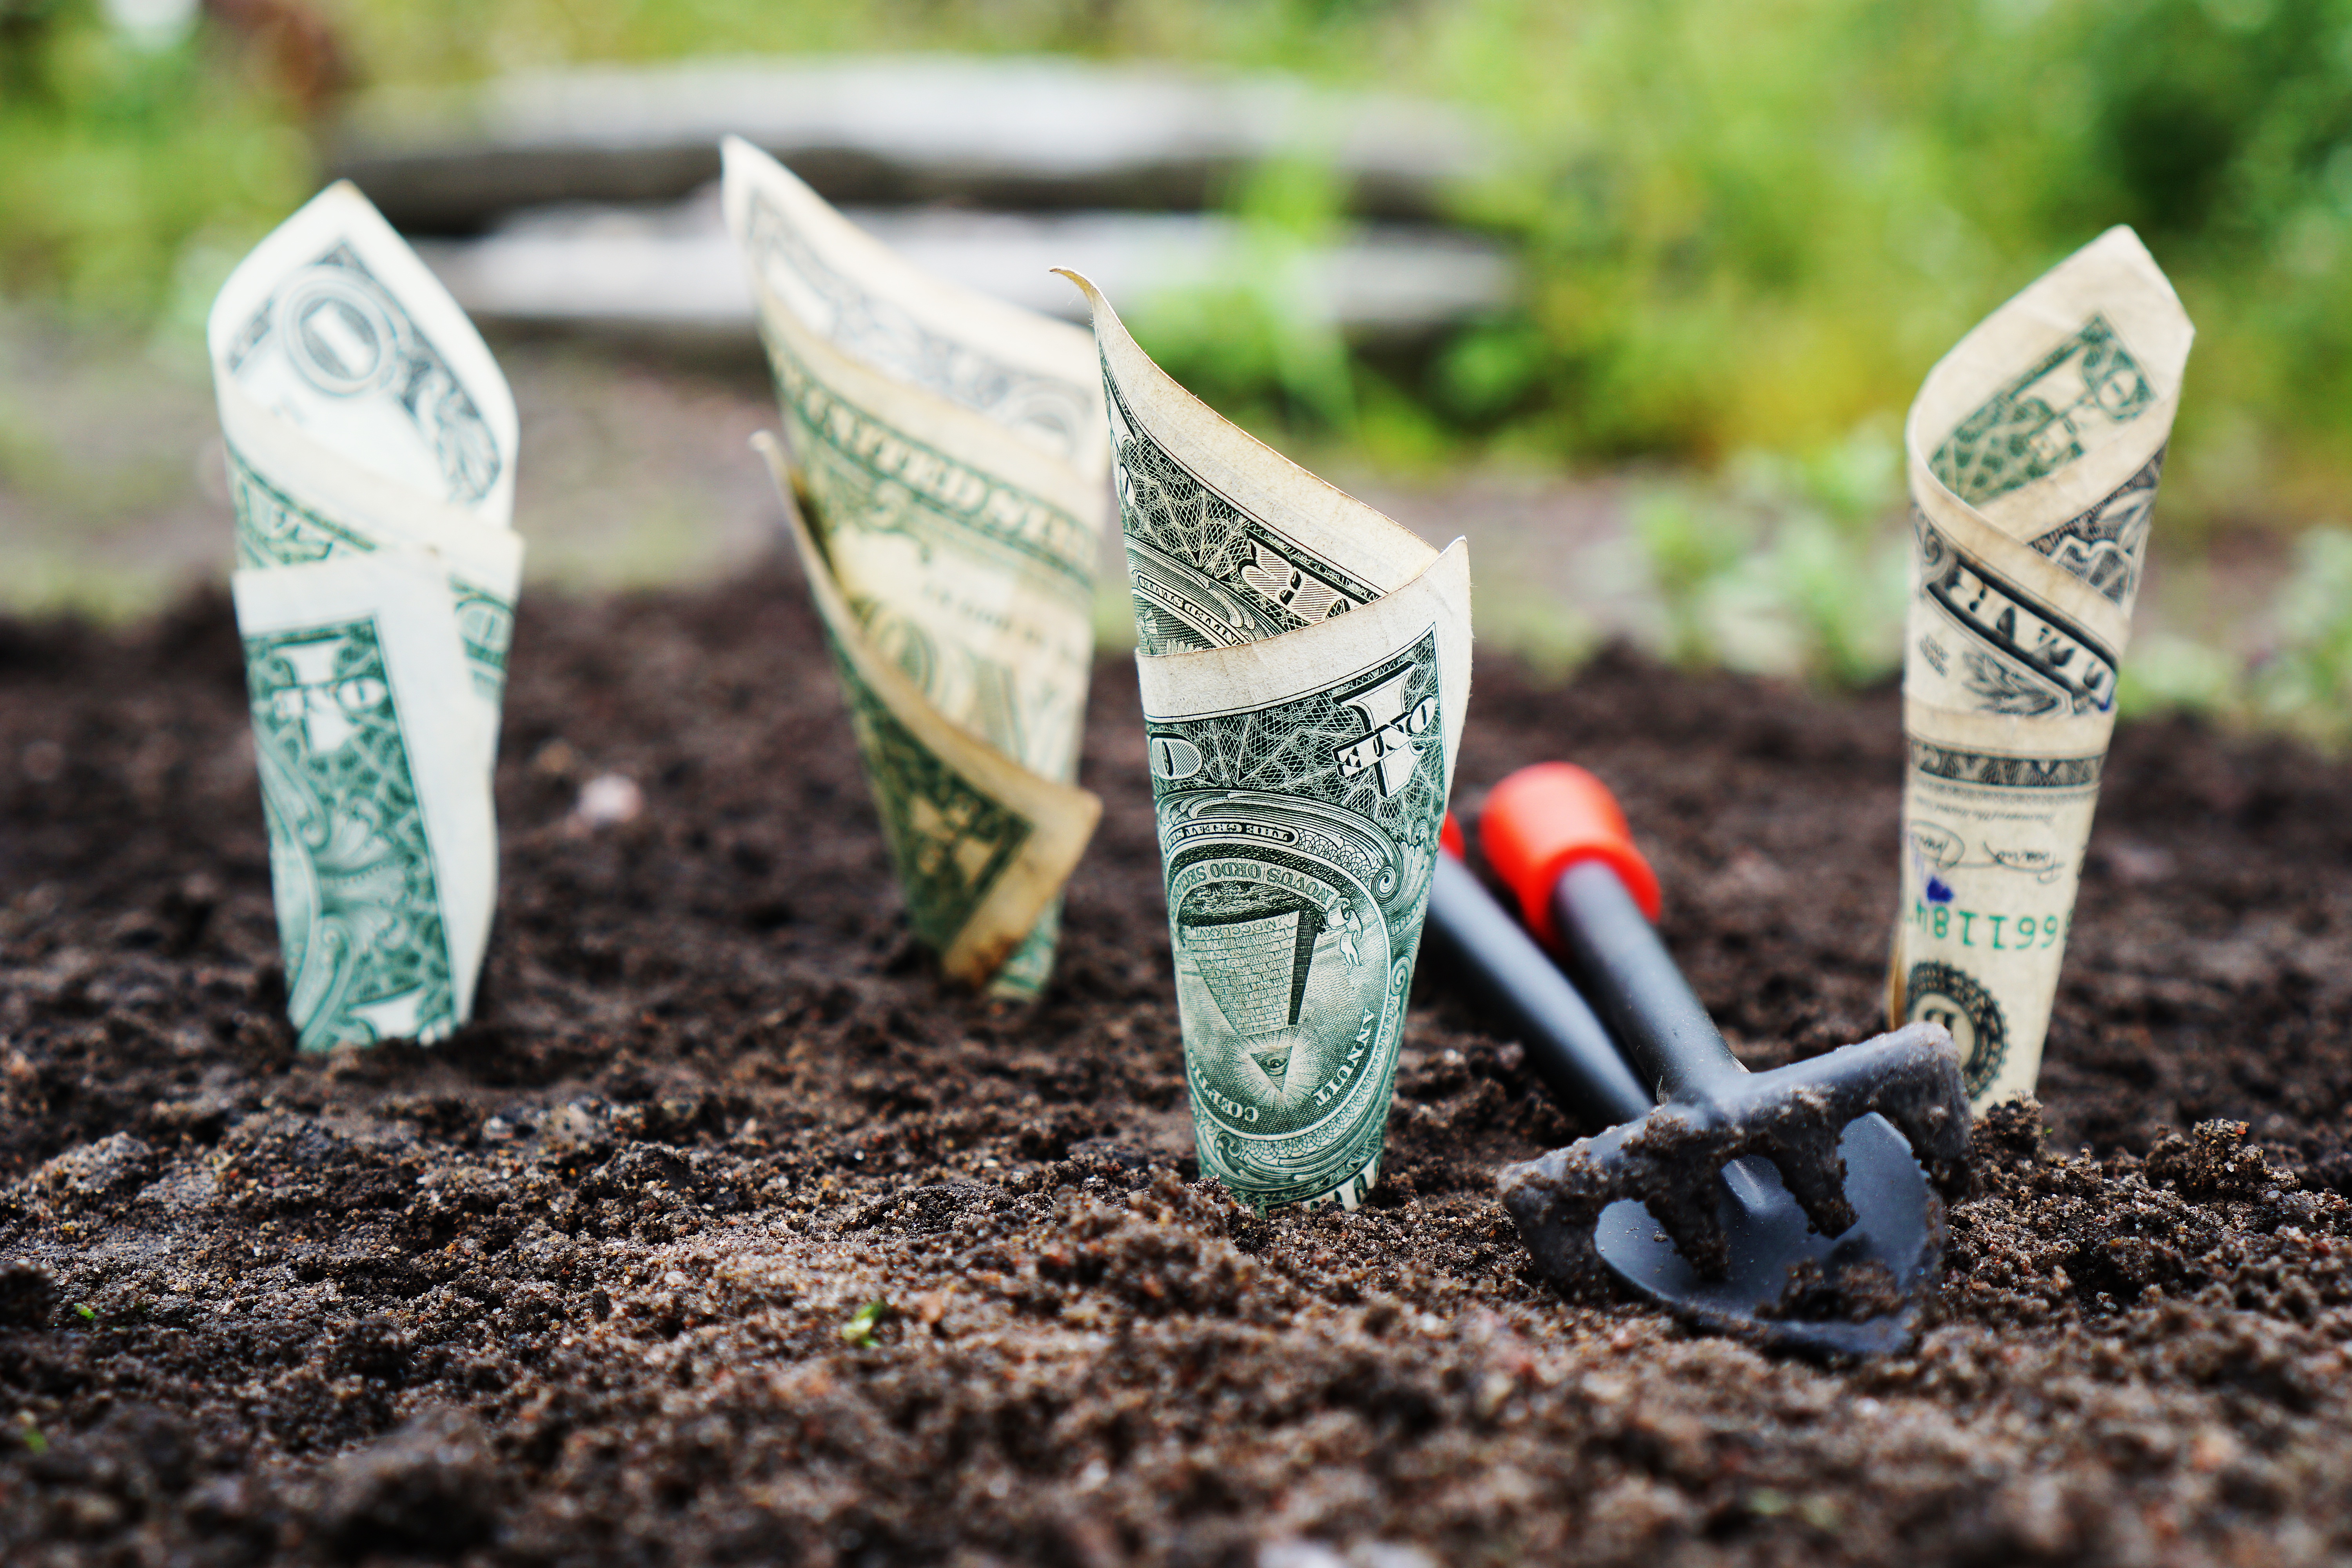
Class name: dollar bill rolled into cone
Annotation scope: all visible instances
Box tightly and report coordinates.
[209,182,522,1051]
[1062,272,1472,1212]
[721,139,1108,998]
[1888,227,2193,1108]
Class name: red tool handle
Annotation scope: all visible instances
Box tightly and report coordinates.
[1426,812,1652,1126]
[1477,763,1662,949]
[1480,764,1748,1103]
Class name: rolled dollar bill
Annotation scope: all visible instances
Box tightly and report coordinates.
[209,182,521,1051]
[1887,227,2193,1108]
[1062,272,1472,1212]
[722,139,1109,998]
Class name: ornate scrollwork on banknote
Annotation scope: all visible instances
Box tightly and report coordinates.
[1063,270,1471,1212]
[1108,376,1384,656]
[722,140,1109,997]
[1887,227,2193,1107]
[210,183,520,1051]
[737,181,1101,469]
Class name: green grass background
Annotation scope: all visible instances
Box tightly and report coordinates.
[5,0,2350,730]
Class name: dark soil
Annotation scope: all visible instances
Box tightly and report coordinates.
[3,566,2348,1568]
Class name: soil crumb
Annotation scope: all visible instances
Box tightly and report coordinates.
[4,571,2349,1566]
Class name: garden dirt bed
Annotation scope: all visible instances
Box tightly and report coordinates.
[2,565,2349,1567]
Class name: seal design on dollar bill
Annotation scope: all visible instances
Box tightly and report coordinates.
[744,192,1098,466]
[1149,632,1446,1210]
[228,446,515,705]
[244,617,458,1050]
[1105,370,1381,657]
[1913,511,2120,717]
[829,642,1038,959]
[2029,448,2166,606]
[1929,314,2155,507]
[224,242,502,507]
[1901,960,2008,1099]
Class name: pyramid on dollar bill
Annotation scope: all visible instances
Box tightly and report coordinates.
[1059,270,1472,1214]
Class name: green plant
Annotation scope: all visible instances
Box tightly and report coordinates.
[837,1298,889,1347]
[2250,524,2352,743]
[0,0,307,320]
[1125,154,1359,437]
[11,0,2352,511]
[1628,486,1752,669]
[1626,424,1907,684]
[1434,0,2352,518]
[2116,630,2242,719]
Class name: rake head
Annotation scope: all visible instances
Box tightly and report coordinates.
[1497,1022,1971,1354]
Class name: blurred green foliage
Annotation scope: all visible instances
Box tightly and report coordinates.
[8,0,2352,517]
[2248,525,2352,744]
[1426,0,2352,530]
[1627,423,1909,687]
[1126,157,1363,437]
[0,0,308,318]
[5,0,2351,731]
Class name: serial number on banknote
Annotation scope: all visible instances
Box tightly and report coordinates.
[1906,900,2073,951]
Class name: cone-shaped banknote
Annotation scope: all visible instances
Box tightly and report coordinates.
[1887,227,2193,1108]
[1063,272,1472,1212]
[721,139,1108,998]
[209,181,522,1050]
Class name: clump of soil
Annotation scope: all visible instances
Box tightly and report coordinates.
[3,568,2349,1566]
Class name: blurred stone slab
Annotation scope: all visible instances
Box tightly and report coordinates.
[332,55,1497,232]
[411,192,1516,347]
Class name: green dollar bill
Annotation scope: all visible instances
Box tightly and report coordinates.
[1892,227,2193,1109]
[753,436,1102,996]
[229,443,516,706]
[1065,271,1473,1211]
[764,325,1096,776]
[246,616,460,1049]
[733,159,1101,469]
[211,181,520,1047]
[1152,634,1449,1207]
[1929,316,2156,508]
[1107,368,1384,656]
[231,548,496,1051]
[831,646,1038,956]
[726,140,1109,998]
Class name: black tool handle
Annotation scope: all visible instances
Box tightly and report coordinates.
[1550,860,1746,1102]
[1426,855,1653,1127]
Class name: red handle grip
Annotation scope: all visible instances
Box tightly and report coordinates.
[1476,763,1662,947]
[1440,811,1468,862]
